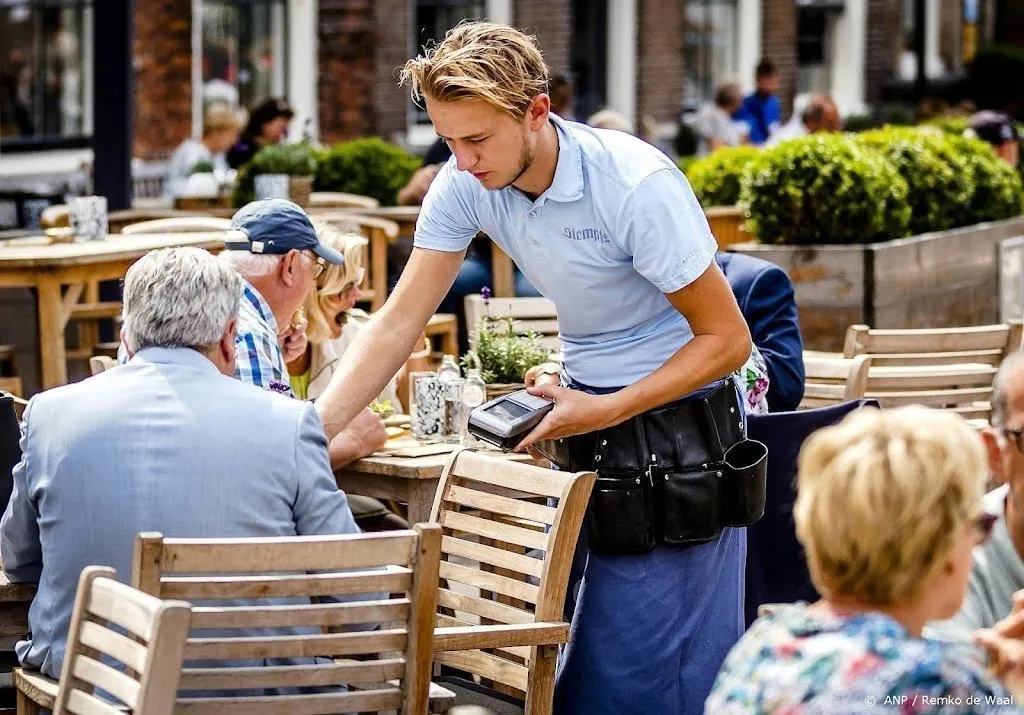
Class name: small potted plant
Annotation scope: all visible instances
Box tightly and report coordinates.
[461,287,551,400]
[233,141,318,207]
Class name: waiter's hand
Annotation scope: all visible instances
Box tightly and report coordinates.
[515,383,619,451]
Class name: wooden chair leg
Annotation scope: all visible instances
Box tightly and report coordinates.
[17,689,42,715]
[524,643,558,715]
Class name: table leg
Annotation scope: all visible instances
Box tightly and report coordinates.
[405,479,439,526]
[370,228,388,312]
[491,244,515,298]
[37,276,68,390]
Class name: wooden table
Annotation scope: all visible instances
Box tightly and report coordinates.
[0,571,34,652]
[0,232,225,391]
[335,445,542,526]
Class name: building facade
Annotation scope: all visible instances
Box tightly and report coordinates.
[0,0,1018,178]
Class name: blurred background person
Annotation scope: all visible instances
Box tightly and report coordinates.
[164,103,241,199]
[587,108,633,133]
[226,97,294,169]
[707,406,1015,712]
[766,94,840,147]
[694,81,747,155]
[968,110,1021,167]
[734,59,781,146]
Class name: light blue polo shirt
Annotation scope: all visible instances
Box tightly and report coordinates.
[414,114,717,388]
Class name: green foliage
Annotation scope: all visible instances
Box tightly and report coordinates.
[232,141,318,207]
[189,159,215,175]
[739,134,911,245]
[944,134,1024,225]
[314,138,422,206]
[683,146,761,207]
[461,315,550,385]
[855,127,974,234]
[922,115,969,137]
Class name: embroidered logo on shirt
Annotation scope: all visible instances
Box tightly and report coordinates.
[562,227,611,244]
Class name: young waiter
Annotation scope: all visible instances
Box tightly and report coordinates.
[316,22,756,714]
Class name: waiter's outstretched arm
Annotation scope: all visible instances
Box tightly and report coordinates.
[316,247,464,443]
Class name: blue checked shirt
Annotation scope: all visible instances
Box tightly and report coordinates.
[117,279,291,396]
[235,280,291,395]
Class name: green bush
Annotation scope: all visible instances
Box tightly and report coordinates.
[315,138,421,206]
[944,134,1024,225]
[683,146,760,208]
[739,134,911,245]
[461,314,550,385]
[923,115,969,137]
[189,159,215,175]
[232,141,318,207]
[855,127,974,235]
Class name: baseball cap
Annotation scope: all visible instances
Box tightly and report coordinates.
[225,199,345,265]
[968,111,1022,146]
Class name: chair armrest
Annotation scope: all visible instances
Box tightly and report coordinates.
[432,621,569,652]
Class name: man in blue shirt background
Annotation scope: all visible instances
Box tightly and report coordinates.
[734,59,782,146]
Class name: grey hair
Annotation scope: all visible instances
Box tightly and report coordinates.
[219,250,283,279]
[122,247,241,353]
[991,349,1024,428]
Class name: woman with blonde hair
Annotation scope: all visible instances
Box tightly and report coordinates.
[707,406,1024,712]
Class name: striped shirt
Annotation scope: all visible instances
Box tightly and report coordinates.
[235,280,291,395]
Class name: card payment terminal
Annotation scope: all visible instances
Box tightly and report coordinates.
[467,389,555,451]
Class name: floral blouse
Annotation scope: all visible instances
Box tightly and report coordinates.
[734,345,770,415]
[706,603,1020,714]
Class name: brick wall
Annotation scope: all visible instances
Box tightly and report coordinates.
[865,0,902,106]
[373,0,412,142]
[318,0,376,143]
[761,0,797,119]
[133,0,192,159]
[514,0,572,76]
[637,0,684,124]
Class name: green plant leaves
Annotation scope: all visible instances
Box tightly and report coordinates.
[461,315,550,385]
[313,138,422,206]
[683,146,761,208]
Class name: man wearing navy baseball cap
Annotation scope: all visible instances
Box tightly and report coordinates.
[221,199,389,466]
[968,110,1021,168]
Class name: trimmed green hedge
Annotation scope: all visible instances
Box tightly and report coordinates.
[683,146,760,208]
[855,127,974,235]
[314,138,421,206]
[944,134,1024,225]
[739,134,911,245]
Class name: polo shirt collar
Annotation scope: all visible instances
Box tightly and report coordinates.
[543,114,585,203]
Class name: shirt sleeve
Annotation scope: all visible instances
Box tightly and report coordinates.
[412,161,480,253]
[1,400,42,584]
[617,168,717,294]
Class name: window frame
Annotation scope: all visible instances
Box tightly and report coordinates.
[0,0,94,153]
[682,0,740,112]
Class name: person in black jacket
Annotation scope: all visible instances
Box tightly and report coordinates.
[716,251,805,411]
[226,98,294,169]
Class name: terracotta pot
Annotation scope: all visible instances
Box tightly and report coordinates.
[289,176,314,207]
[705,205,752,250]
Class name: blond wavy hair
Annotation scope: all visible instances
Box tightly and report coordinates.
[794,406,986,606]
[400,21,550,118]
[303,221,367,345]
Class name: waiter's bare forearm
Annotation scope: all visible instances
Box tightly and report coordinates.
[314,247,466,438]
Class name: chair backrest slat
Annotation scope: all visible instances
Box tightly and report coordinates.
[131,526,441,714]
[428,449,596,702]
[120,217,231,235]
[464,295,560,352]
[843,323,1019,357]
[53,566,191,715]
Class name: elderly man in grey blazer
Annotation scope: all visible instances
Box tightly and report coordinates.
[0,246,360,681]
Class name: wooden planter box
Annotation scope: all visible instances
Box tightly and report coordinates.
[729,216,1024,351]
[705,206,752,251]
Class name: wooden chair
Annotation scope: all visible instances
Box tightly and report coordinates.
[16,566,191,715]
[0,377,23,399]
[318,213,400,312]
[428,449,596,715]
[426,314,459,362]
[120,217,231,236]
[88,356,118,376]
[308,192,380,210]
[464,295,560,353]
[842,322,1024,366]
[132,525,444,714]
[803,353,997,423]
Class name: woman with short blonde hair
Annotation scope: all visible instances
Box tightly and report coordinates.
[707,406,1020,712]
